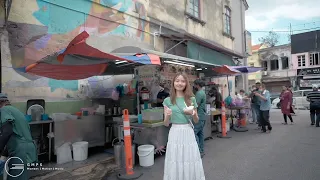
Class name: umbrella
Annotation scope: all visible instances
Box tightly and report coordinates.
[212,65,241,76]
[212,65,263,96]
[228,66,264,73]
[16,31,161,80]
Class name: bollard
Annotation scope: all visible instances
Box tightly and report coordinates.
[217,101,231,138]
[117,109,143,180]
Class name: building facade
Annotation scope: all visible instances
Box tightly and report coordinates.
[291,30,320,90]
[247,44,265,88]
[259,44,296,93]
[1,0,248,101]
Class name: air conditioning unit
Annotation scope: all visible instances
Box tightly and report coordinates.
[262,71,268,76]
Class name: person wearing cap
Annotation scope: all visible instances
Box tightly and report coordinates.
[156,85,170,107]
[307,85,320,126]
[0,93,37,179]
[193,79,206,157]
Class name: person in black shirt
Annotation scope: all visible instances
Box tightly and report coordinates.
[307,85,320,126]
[208,87,222,109]
[156,86,170,107]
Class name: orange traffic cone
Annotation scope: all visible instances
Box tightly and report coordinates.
[117,109,143,180]
[217,101,231,139]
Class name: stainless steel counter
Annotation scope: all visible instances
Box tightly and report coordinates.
[114,121,169,149]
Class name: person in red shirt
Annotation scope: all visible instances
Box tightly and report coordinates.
[280,86,294,124]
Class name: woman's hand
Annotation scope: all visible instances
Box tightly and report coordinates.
[164,106,172,117]
[163,106,172,127]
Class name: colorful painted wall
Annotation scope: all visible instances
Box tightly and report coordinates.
[2,0,153,102]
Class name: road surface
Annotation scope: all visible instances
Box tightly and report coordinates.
[106,109,320,180]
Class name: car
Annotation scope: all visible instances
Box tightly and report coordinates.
[271,90,313,109]
[271,97,281,109]
[270,93,280,104]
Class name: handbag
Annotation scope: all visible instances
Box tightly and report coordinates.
[175,103,195,129]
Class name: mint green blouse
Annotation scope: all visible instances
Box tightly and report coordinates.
[163,97,198,124]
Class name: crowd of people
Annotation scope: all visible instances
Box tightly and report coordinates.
[161,74,320,180]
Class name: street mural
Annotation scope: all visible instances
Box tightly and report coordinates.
[2,0,151,101]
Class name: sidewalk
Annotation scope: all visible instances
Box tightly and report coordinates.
[30,156,118,180]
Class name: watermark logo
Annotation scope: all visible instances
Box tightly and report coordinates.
[5,157,25,178]
[4,157,64,177]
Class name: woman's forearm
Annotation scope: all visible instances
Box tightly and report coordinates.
[193,110,199,123]
[164,115,170,126]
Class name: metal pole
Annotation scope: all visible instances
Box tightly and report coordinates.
[135,68,140,114]
[0,37,2,93]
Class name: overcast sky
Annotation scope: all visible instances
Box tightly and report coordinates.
[246,0,320,45]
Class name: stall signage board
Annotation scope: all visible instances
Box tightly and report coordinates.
[300,79,320,87]
[136,66,160,82]
[160,64,197,89]
[297,67,320,76]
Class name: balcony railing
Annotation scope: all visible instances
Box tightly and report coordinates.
[264,69,296,77]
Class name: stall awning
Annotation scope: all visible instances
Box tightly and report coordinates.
[15,31,161,80]
[211,65,263,77]
[113,48,221,68]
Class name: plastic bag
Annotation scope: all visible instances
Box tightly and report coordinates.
[234,98,245,107]
[56,142,73,164]
[225,96,233,106]
[111,89,119,101]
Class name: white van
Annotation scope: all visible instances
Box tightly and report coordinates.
[272,90,313,109]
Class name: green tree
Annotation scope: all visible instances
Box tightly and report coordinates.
[258,31,280,47]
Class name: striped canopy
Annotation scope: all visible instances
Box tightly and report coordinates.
[16,31,161,80]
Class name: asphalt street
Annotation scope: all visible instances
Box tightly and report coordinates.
[106,109,320,180]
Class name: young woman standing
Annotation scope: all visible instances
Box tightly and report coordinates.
[163,74,205,180]
[280,86,294,124]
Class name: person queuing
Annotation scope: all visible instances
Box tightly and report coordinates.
[156,85,170,107]
[162,73,205,180]
[280,86,294,125]
[250,82,262,128]
[306,85,320,127]
[208,87,222,109]
[253,84,272,133]
[193,79,207,158]
[0,93,38,180]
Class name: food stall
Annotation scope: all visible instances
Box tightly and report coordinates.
[211,65,264,132]
[15,31,162,165]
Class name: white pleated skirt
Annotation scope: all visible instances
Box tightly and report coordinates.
[163,124,206,180]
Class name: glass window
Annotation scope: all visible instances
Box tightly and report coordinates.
[224,7,231,35]
[188,0,200,18]
[293,91,301,97]
[303,91,312,97]
[298,55,306,67]
[270,60,279,71]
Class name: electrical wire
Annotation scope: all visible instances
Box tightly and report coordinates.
[249,27,320,33]
[247,20,320,32]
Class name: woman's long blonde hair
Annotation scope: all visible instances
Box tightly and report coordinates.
[170,73,194,106]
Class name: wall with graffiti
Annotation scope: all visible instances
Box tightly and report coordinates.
[2,0,154,101]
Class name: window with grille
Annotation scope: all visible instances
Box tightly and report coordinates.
[270,60,279,70]
[298,55,306,67]
[309,52,320,66]
[263,61,268,71]
[281,57,289,69]
[188,0,200,18]
[224,6,231,35]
